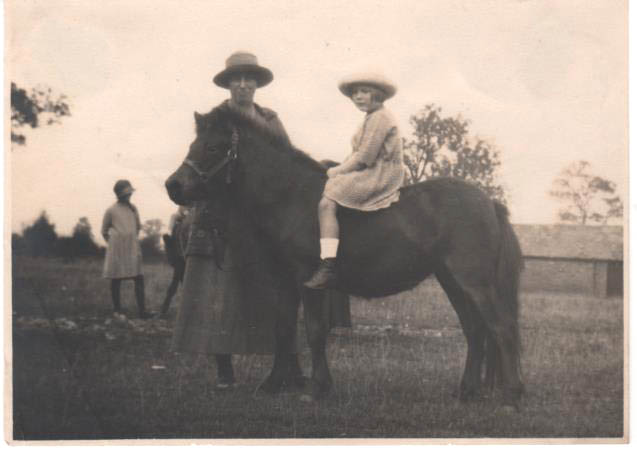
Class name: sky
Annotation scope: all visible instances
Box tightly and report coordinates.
[6,0,627,244]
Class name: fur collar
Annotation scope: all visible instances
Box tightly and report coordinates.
[213,100,290,147]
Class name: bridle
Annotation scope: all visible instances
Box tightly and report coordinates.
[183,126,239,184]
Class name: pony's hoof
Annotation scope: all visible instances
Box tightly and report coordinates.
[495,404,519,415]
[283,375,309,391]
[299,394,314,403]
[459,389,481,403]
[257,377,283,395]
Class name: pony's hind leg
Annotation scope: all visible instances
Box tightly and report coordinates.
[484,333,503,393]
[435,266,488,401]
[447,272,522,408]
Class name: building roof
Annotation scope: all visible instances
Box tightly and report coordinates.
[513,224,624,261]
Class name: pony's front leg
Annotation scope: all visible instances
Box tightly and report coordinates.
[301,287,332,401]
[258,286,303,394]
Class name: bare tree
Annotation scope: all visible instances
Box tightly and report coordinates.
[549,160,623,225]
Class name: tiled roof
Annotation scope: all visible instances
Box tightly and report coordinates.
[513,224,623,261]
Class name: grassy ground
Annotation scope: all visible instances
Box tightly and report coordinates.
[10,257,624,440]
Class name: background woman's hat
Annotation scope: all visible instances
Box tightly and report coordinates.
[338,73,397,100]
[113,179,135,197]
[213,51,274,88]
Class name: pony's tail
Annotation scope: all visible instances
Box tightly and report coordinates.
[493,201,524,376]
[494,202,523,318]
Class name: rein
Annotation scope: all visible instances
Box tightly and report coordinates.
[183,126,239,184]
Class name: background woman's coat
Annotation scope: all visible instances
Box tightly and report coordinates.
[101,202,143,279]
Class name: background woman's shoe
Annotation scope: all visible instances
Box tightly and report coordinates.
[138,310,155,319]
[113,311,127,323]
[304,258,337,289]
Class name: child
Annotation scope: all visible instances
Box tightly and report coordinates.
[304,73,405,289]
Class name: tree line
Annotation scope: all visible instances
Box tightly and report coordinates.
[12,212,166,262]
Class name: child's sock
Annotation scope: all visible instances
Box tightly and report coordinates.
[320,238,339,259]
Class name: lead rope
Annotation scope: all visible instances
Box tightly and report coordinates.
[226,126,239,184]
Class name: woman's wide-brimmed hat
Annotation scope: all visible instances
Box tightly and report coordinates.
[113,179,135,198]
[338,73,397,100]
[213,51,274,88]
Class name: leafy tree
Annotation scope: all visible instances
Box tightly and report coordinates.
[549,160,623,225]
[140,219,164,260]
[11,233,27,257]
[22,211,58,257]
[11,82,71,145]
[403,104,506,203]
[71,217,100,257]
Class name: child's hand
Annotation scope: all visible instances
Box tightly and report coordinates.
[327,167,339,178]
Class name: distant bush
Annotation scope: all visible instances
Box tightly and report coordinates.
[13,213,102,261]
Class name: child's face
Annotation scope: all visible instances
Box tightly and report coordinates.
[351,85,381,112]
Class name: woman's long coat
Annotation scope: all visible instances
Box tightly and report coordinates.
[171,192,351,356]
[171,101,350,355]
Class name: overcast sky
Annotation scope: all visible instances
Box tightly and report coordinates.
[7,0,627,243]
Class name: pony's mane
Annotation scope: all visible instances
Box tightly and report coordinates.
[199,105,327,174]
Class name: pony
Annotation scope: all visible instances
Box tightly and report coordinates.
[165,107,524,409]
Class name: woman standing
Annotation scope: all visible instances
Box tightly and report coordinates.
[102,179,152,319]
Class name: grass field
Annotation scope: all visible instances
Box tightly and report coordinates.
[10,256,624,441]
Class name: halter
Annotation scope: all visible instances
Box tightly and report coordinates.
[183,126,239,184]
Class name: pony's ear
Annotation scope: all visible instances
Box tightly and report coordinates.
[194,112,205,133]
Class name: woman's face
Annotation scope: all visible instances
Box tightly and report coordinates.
[229,73,258,106]
[118,193,132,202]
[351,85,382,112]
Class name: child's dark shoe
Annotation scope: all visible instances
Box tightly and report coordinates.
[304,258,337,289]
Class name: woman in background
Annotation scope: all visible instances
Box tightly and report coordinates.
[102,179,153,319]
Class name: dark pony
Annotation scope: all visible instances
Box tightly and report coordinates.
[166,107,524,409]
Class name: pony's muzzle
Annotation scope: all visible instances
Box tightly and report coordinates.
[165,175,185,205]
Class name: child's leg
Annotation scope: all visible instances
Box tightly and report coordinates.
[318,196,339,259]
[134,275,150,318]
[318,196,339,238]
[304,196,340,289]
